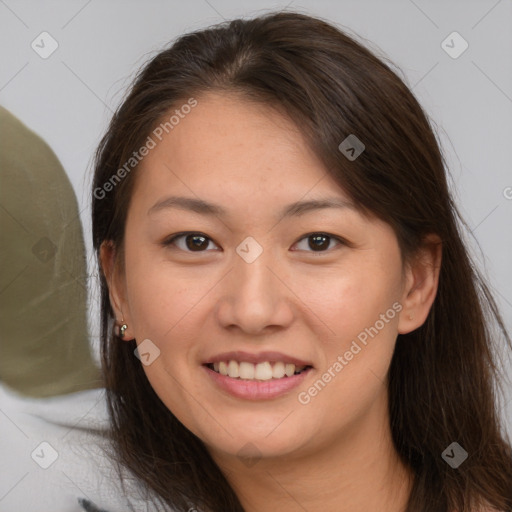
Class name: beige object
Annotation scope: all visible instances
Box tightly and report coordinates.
[0,106,101,397]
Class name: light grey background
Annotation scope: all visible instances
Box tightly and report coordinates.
[1,0,511,453]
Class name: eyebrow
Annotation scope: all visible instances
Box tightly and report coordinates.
[148,195,358,221]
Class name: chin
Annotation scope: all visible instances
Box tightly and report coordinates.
[196,418,317,464]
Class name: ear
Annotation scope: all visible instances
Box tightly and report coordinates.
[397,234,442,335]
[99,241,134,341]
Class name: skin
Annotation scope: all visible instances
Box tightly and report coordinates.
[102,92,442,512]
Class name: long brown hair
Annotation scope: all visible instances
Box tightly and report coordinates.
[91,11,512,512]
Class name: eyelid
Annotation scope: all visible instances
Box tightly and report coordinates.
[162,231,348,253]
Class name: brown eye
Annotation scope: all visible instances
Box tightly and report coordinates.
[163,232,220,252]
[309,234,330,251]
[185,234,209,251]
[292,233,344,253]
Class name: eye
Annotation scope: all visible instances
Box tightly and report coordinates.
[162,232,220,252]
[162,231,346,254]
[292,232,344,253]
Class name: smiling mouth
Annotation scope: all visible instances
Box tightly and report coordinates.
[205,361,313,381]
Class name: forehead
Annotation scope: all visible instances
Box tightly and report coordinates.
[133,92,353,212]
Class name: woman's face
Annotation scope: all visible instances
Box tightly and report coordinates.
[106,92,419,465]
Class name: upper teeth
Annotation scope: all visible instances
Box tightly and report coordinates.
[212,361,307,380]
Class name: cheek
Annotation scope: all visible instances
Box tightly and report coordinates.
[293,259,402,410]
[122,244,216,395]
[293,256,402,344]
[295,295,400,446]
[123,241,201,339]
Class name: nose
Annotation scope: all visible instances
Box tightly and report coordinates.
[215,245,294,335]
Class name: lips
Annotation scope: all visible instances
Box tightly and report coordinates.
[203,363,313,400]
[203,350,313,385]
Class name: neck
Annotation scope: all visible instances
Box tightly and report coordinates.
[211,392,414,512]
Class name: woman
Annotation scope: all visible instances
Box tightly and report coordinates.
[91,11,512,512]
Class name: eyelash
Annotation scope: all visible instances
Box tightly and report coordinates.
[161,231,347,255]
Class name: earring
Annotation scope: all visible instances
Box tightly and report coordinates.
[116,319,128,338]
[408,314,413,320]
